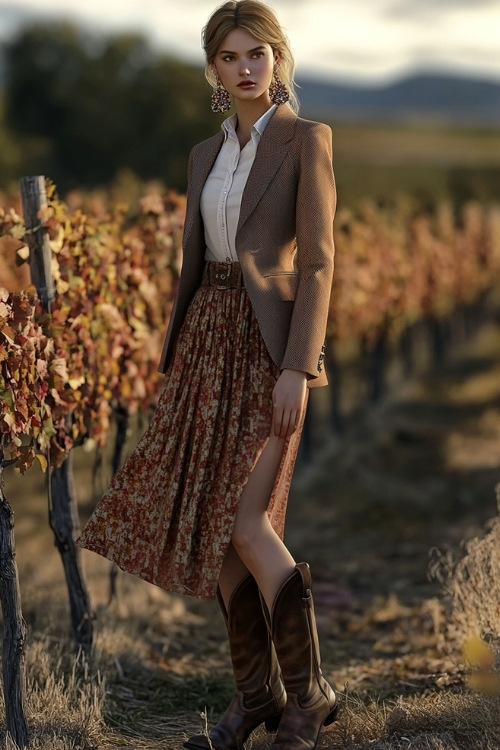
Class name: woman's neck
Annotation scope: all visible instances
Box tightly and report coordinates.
[234,97,273,148]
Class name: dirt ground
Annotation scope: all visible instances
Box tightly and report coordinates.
[292,320,500,613]
[4,315,500,748]
[287,319,500,695]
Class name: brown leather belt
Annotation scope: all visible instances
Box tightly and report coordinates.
[202,261,244,289]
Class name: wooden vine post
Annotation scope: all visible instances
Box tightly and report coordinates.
[19,177,55,309]
[20,176,94,654]
[0,455,29,747]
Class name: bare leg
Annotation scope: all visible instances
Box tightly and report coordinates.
[219,435,296,612]
[218,542,250,606]
[189,437,298,750]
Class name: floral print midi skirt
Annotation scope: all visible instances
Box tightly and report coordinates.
[78,264,305,600]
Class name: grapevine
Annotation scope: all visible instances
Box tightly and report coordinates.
[0,183,185,470]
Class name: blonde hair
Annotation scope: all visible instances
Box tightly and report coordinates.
[202,0,299,113]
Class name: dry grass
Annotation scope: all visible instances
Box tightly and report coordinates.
[3,503,500,748]
[431,487,500,649]
[0,638,104,749]
[314,689,500,749]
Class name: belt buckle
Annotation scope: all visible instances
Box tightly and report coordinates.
[215,263,232,290]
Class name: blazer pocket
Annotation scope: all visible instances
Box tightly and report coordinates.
[262,272,298,301]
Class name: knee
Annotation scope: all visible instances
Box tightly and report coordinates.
[231,522,258,560]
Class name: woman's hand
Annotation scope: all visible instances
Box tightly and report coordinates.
[271,369,307,439]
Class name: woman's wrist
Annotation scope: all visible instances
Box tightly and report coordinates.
[281,368,307,380]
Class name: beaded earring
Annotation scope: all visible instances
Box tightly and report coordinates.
[211,73,231,114]
[269,68,289,106]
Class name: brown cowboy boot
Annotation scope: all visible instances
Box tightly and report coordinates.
[263,562,338,750]
[183,574,286,750]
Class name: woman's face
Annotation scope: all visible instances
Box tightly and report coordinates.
[213,28,279,107]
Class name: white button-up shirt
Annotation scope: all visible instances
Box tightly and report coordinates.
[201,105,277,264]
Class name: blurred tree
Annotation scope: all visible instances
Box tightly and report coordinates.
[0,96,23,188]
[447,166,500,205]
[3,24,220,192]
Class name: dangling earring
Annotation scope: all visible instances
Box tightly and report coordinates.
[211,73,231,114]
[269,68,289,106]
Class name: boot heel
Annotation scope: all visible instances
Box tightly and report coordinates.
[323,702,339,726]
[264,713,282,732]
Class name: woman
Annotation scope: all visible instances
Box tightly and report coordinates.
[78,2,337,748]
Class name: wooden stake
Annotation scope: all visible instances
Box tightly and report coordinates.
[20,176,94,654]
[0,461,29,748]
[19,176,55,310]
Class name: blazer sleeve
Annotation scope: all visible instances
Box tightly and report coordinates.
[280,121,336,379]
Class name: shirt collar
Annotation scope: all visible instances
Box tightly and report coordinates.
[221,104,278,145]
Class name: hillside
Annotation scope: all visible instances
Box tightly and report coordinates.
[297,72,500,126]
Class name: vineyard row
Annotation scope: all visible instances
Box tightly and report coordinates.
[1,183,499,472]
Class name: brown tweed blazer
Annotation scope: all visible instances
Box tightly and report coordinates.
[158,103,336,388]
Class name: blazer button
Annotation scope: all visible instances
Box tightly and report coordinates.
[318,344,326,373]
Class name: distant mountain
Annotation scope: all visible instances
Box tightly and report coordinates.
[296,73,500,126]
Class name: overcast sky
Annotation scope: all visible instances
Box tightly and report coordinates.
[1,0,499,84]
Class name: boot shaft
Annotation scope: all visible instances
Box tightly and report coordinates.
[218,574,284,708]
[265,563,331,703]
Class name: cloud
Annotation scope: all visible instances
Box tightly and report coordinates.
[386,0,499,20]
[0,2,42,23]
[1,0,499,83]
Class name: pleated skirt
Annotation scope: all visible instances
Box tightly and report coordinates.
[78,262,304,600]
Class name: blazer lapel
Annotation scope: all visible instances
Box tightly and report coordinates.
[183,132,224,249]
[237,105,297,234]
